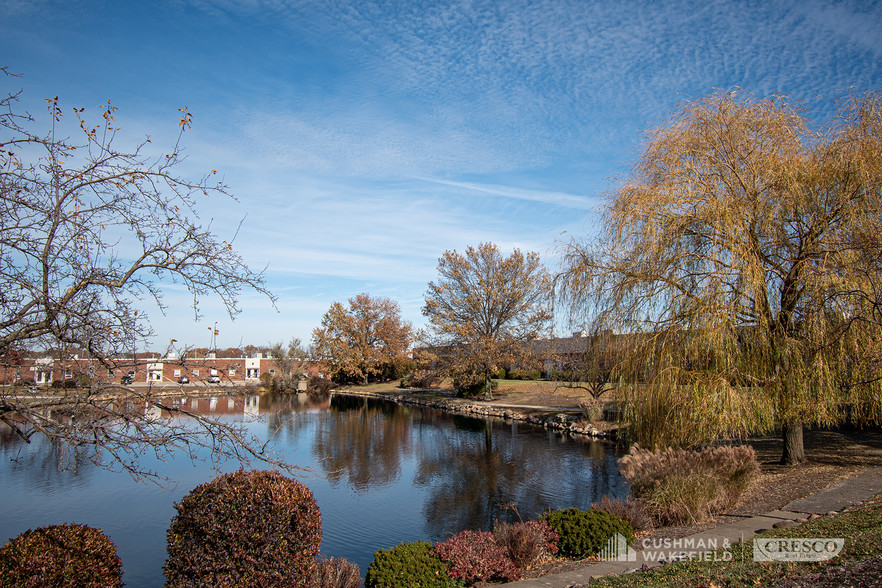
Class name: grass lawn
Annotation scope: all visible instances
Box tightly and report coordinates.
[591,493,882,587]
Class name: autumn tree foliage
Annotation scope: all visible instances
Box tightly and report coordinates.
[557,89,882,464]
[422,243,553,399]
[312,293,413,384]
[0,74,296,482]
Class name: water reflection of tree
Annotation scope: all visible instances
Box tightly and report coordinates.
[0,422,93,488]
[414,416,628,541]
[311,396,414,491]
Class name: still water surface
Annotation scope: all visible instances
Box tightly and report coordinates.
[0,393,628,586]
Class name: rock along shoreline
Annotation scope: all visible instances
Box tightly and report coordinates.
[331,388,618,441]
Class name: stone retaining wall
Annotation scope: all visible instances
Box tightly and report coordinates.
[333,388,618,440]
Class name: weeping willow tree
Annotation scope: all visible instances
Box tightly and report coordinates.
[558,90,882,464]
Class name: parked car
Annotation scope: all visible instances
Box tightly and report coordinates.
[178,376,189,384]
[120,375,133,385]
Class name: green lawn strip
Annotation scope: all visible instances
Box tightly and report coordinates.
[591,493,882,587]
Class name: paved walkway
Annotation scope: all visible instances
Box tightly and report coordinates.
[502,466,882,587]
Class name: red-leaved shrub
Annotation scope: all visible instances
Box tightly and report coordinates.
[432,529,519,584]
[0,523,123,587]
[164,469,322,587]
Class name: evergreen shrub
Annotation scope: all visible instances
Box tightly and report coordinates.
[455,378,499,398]
[164,469,322,587]
[541,508,633,559]
[0,523,123,587]
[364,541,456,588]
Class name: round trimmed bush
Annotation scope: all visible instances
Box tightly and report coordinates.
[541,508,633,559]
[0,523,123,587]
[164,469,321,587]
[365,541,455,588]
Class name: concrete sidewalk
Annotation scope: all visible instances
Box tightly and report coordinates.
[502,466,882,587]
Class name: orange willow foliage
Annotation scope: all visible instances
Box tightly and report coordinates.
[423,242,552,398]
[312,293,413,384]
[558,90,882,463]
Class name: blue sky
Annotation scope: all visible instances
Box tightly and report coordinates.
[3,0,882,351]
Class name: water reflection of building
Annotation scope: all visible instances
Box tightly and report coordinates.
[0,352,297,387]
[150,393,331,419]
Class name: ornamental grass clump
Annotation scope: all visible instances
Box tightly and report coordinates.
[164,469,322,588]
[618,444,759,526]
[541,508,634,559]
[591,495,654,533]
[364,541,456,588]
[432,529,520,584]
[0,523,123,588]
[492,519,559,569]
[308,555,361,588]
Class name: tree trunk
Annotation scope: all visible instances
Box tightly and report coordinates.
[781,421,806,465]
[483,373,492,400]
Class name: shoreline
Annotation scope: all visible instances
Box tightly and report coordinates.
[331,387,619,440]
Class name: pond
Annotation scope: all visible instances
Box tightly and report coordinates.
[0,393,629,586]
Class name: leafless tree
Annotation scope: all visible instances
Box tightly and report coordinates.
[423,243,552,399]
[0,76,305,482]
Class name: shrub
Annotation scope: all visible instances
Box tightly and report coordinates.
[308,555,361,588]
[164,469,322,587]
[497,368,507,379]
[0,523,123,587]
[400,372,442,389]
[579,400,604,422]
[541,508,633,559]
[365,541,455,588]
[493,520,559,570]
[259,372,273,389]
[590,495,654,533]
[308,376,334,396]
[509,368,541,380]
[618,445,759,526]
[432,529,519,584]
[454,378,499,398]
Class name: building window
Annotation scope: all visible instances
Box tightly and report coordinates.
[174,369,181,378]
[193,369,200,376]
[269,368,276,376]
[228,369,236,377]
